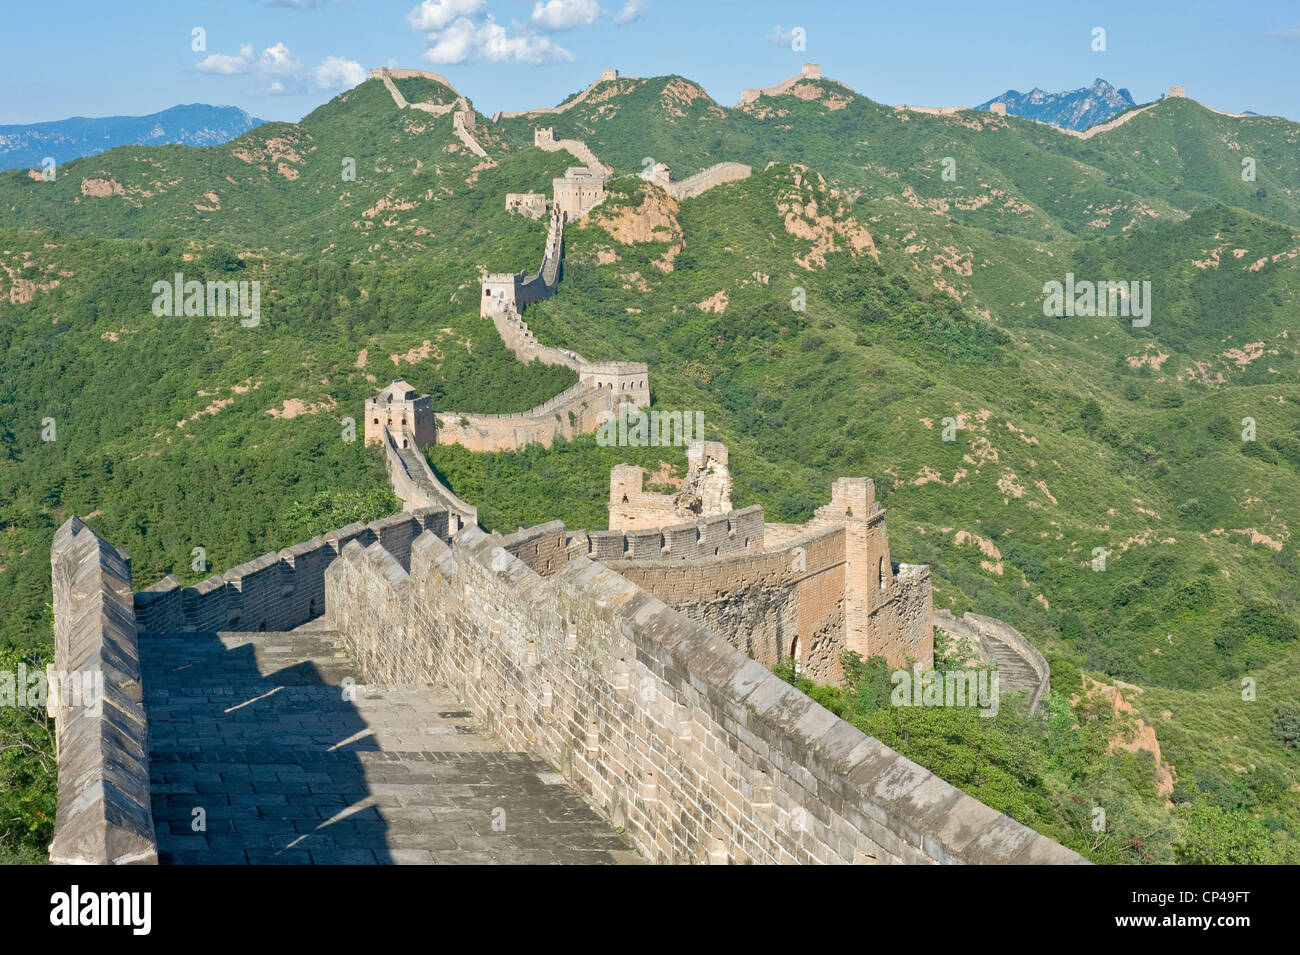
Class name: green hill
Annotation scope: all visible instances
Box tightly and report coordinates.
[2,72,1297,863]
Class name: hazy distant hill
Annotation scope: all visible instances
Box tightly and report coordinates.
[977,78,1136,130]
[0,103,263,170]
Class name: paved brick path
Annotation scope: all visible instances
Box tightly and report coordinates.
[142,619,638,864]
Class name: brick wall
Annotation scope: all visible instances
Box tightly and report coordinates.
[133,508,450,636]
[568,505,764,562]
[662,162,752,200]
[325,527,1086,865]
[433,383,611,452]
[607,524,846,682]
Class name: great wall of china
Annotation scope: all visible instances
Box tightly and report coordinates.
[44,65,1087,866]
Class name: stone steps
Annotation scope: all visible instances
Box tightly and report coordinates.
[140,623,638,864]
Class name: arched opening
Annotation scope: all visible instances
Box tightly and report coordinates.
[790,636,801,675]
[402,438,409,448]
[258,622,267,633]
[309,598,317,617]
[372,417,378,424]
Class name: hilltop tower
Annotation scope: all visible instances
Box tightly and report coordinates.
[365,379,434,448]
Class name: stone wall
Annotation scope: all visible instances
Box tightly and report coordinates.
[480,203,565,317]
[380,425,478,526]
[534,128,609,177]
[661,162,753,200]
[807,478,934,669]
[506,192,548,219]
[133,507,451,636]
[569,504,765,562]
[607,523,847,683]
[496,520,572,576]
[49,517,157,864]
[324,527,1085,864]
[371,68,462,115]
[433,382,611,452]
[492,71,626,122]
[736,65,845,107]
[452,109,487,157]
[934,610,1050,713]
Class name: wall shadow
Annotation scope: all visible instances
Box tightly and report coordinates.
[141,628,392,865]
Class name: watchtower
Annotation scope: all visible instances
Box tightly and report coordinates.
[365,379,434,448]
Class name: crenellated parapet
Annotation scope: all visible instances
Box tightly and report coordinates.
[318,523,1084,864]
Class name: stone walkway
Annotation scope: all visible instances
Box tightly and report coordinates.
[141,618,638,864]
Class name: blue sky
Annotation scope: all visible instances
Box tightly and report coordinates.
[2,0,1298,124]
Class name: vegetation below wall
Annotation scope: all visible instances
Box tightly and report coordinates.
[775,646,1300,864]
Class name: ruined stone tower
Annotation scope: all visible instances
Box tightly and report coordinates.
[809,478,933,668]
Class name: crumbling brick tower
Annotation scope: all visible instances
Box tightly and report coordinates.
[811,477,934,668]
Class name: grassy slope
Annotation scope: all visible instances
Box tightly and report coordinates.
[0,73,1297,860]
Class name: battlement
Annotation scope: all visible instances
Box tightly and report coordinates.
[573,504,765,563]
[316,524,1083,864]
[132,507,452,637]
[494,70,635,122]
[652,161,753,200]
[736,65,845,108]
[815,476,880,521]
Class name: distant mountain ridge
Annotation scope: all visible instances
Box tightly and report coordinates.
[977,79,1136,131]
[0,104,264,171]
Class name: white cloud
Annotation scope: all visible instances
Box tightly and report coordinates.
[419,14,574,65]
[258,42,299,75]
[423,17,481,63]
[407,0,486,31]
[313,56,367,90]
[531,0,601,31]
[197,41,363,94]
[613,0,642,25]
[480,19,575,62]
[196,44,255,75]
